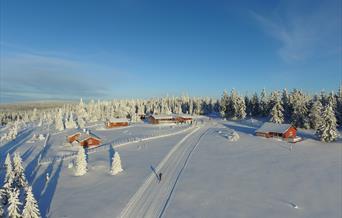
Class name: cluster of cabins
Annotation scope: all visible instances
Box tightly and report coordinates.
[66,116,302,148]
[66,114,193,148]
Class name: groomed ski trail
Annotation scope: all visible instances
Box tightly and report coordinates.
[119,124,210,218]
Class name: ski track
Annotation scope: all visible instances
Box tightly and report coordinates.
[119,124,212,218]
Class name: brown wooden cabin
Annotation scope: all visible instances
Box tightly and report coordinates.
[148,115,176,124]
[105,118,129,128]
[66,131,101,147]
[67,132,81,143]
[255,122,297,139]
[78,136,101,147]
[175,115,193,124]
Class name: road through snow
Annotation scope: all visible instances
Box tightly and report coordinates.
[119,123,211,218]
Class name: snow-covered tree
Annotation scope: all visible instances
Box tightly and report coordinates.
[270,92,284,124]
[0,188,5,217]
[235,96,246,119]
[316,99,340,142]
[22,186,41,218]
[250,93,260,117]
[6,188,21,218]
[74,147,87,176]
[12,153,28,189]
[220,90,229,118]
[290,90,310,129]
[55,109,65,131]
[260,88,269,116]
[65,113,78,129]
[309,100,323,130]
[110,150,123,175]
[4,154,14,188]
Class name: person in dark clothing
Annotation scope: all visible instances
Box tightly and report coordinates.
[158,172,162,182]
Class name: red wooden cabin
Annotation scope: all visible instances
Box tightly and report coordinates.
[255,122,297,139]
[105,118,129,128]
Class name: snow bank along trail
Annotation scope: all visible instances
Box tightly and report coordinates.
[119,124,210,218]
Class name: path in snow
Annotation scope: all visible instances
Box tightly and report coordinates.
[119,123,212,218]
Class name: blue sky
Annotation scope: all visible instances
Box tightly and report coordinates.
[0,0,341,103]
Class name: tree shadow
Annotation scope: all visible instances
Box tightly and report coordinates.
[0,128,33,158]
[109,145,115,168]
[38,159,63,218]
[22,145,35,162]
[222,123,257,135]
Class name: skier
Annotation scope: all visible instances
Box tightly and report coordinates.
[158,172,162,183]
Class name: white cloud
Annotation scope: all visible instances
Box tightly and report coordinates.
[250,0,341,62]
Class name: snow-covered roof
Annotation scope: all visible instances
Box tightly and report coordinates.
[109,118,129,123]
[150,114,175,120]
[176,114,192,119]
[77,132,101,141]
[255,122,294,134]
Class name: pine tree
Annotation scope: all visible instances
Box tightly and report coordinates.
[75,147,87,176]
[110,151,123,175]
[260,89,269,116]
[0,188,5,217]
[270,92,284,124]
[22,186,41,218]
[290,89,310,129]
[235,96,246,119]
[316,99,340,142]
[250,93,260,117]
[55,109,65,131]
[309,100,323,130]
[220,90,229,118]
[6,188,21,218]
[4,154,14,188]
[12,153,28,189]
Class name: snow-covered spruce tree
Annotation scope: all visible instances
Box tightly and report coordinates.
[6,188,21,218]
[316,99,340,142]
[270,93,284,124]
[12,153,28,189]
[335,85,342,126]
[281,89,291,121]
[260,88,269,116]
[110,151,123,175]
[74,147,87,176]
[250,93,260,117]
[4,153,14,188]
[309,100,323,130]
[0,188,5,217]
[65,113,78,129]
[55,109,65,131]
[22,186,41,218]
[290,89,310,129]
[220,90,229,118]
[236,96,246,119]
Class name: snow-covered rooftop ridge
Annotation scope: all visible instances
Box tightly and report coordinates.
[150,114,175,119]
[255,122,293,134]
[109,118,129,123]
[78,132,101,141]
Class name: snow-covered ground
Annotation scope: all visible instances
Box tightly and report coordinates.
[1,117,341,218]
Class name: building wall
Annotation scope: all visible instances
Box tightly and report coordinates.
[283,127,297,138]
[80,137,101,147]
[106,122,129,128]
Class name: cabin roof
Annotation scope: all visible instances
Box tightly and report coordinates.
[77,132,101,142]
[255,122,294,134]
[150,114,175,119]
[108,118,129,123]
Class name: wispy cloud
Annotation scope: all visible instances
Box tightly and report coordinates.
[0,51,118,102]
[250,0,341,62]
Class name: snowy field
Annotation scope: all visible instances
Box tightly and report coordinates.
[1,117,341,218]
